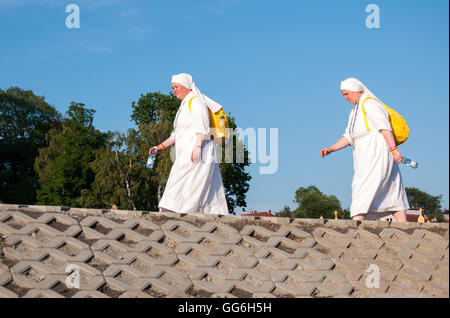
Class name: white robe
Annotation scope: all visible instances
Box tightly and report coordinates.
[343,92,410,218]
[158,91,229,215]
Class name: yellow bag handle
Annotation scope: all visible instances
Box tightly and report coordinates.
[188,96,199,113]
[361,96,379,131]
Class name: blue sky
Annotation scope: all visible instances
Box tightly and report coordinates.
[1,0,448,213]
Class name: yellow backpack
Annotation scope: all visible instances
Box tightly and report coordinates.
[188,96,230,144]
[361,97,409,146]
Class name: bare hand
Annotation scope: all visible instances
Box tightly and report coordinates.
[393,150,403,164]
[191,147,201,163]
[320,147,333,158]
[149,145,162,155]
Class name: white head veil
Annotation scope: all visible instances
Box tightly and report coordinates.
[171,73,222,113]
[340,77,381,103]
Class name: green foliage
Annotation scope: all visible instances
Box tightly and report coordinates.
[217,115,252,213]
[432,209,445,223]
[78,129,159,211]
[128,91,183,210]
[130,91,180,125]
[277,205,294,217]
[341,208,351,219]
[0,87,61,204]
[4,87,251,213]
[293,185,342,219]
[406,187,444,221]
[34,103,108,207]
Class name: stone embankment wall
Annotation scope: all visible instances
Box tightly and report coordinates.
[0,204,448,298]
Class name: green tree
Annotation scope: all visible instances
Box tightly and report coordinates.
[217,115,252,213]
[75,91,178,211]
[130,91,252,214]
[293,185,342,219]
[78,129,159,211]
[406,187,444,222]
[341,208,351,220]
[0,87,61,204]
[130,91,180,125]
[277,205,294,217]
[34,102,108,207]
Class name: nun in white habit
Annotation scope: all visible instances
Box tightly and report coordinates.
[320,78,409,221]
[150,73,229,215]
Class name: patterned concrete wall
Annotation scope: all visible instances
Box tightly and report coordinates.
[0,204,448,298]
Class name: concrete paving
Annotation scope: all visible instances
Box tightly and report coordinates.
[0,204,448,298]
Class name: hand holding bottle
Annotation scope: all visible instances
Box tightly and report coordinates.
[149,145,162,155]
[392,149,403,164]
[146,146,158,169]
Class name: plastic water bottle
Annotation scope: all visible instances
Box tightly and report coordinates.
[402,157,418,169]
[146,147,157,169]
[215,115,226,140]
[219,115,226,128]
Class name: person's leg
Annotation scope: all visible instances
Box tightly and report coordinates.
[393,210,407,222]
[352,214,365,221]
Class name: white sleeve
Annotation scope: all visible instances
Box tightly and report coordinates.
[363,99,392,131]
[190,98,210,135]
[343,110,354,144]
[170,107,181,140]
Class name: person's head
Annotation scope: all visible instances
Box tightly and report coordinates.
[171,73,193,100]
[171,82,191,100]
[340,77,365,105]
[341,89,363,104]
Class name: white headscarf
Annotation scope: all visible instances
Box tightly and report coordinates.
[171,73,222,113]
[340,77,381,103]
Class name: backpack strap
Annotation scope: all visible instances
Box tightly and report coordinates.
[361,96,383,132]
[188,96,199,113]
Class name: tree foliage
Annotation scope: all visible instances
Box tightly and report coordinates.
[0,87,61,204]
[406,187,444,221]
[78,129,160,211]
[131,92,179,205]
[34,103,108,207]
[293,185,342,219]
[341,208,351,220]
[277,205,294,217]
[130,91,180,126]
[3,87,252,213]
[217,115,252,213]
